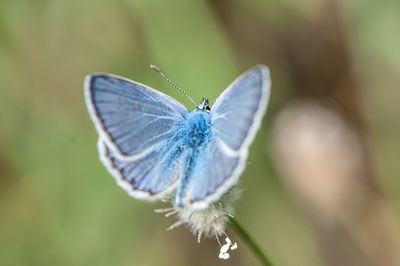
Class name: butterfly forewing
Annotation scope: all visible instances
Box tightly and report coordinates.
[85,74,188,160]
[211,66,270,152]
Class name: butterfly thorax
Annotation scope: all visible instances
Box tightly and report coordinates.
[181,110,213,148]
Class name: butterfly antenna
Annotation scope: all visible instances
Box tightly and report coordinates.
[150,65,197,107]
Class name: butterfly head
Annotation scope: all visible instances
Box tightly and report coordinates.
[196,97,211,112]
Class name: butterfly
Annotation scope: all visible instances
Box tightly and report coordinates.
[84,65,271,210]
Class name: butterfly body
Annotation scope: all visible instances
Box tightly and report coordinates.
[174,109,215,206]
[85,66,271,209]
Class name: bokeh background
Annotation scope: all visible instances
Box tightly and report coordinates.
[1,0,399,265]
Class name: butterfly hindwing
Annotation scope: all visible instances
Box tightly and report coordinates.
[85,74,188,160]
[98,139,183,199]
[185,143,240,209]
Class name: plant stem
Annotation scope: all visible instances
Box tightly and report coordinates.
[230,217,275,266]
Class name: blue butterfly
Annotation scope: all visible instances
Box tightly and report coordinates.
[84,65,271,209]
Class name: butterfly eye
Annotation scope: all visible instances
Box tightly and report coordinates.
[196,97,211,111]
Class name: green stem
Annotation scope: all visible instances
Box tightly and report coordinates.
[230,217,275,266]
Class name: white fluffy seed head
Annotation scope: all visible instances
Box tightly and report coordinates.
[157,187,241,259]
[178,186,241,238]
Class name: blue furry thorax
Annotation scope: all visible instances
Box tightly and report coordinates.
[177,109,213,148]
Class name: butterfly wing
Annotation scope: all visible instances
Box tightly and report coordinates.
[85,73,188,160]
[98,139,183,199]
[187,65,271,209]
[85,74,188,199]
[211,65,271,152]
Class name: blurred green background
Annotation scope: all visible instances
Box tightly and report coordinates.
[1,0,399,265]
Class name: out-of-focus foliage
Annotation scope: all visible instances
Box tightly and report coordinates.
[0,0,399,265]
